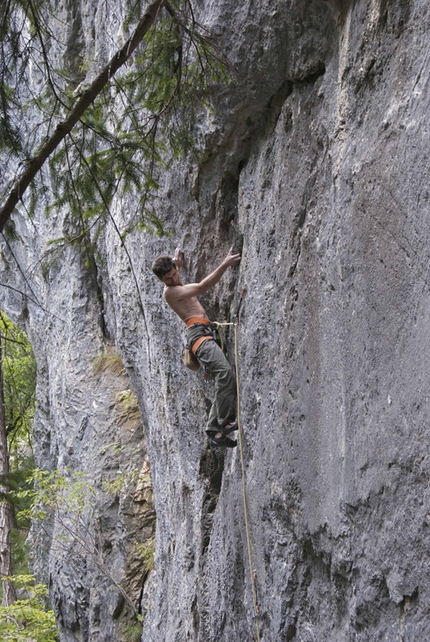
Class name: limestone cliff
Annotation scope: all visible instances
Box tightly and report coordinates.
[1,0,430,640]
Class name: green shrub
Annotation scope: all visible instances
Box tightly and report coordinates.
[0,575,59,642]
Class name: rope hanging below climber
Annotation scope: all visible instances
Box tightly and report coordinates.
[217,319,261,641]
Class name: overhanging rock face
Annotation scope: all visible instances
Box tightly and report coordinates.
[1,0,430,640]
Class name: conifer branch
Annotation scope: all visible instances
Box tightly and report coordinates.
[68,131,153,367]
[0,0,165,232]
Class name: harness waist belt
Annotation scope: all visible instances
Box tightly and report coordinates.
[191,335,212,355]
[185,317,210,327]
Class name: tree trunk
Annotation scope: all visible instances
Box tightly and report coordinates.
[0,337,17,606]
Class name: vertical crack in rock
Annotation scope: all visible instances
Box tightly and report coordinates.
[198,448,225,560]
[63,0,86,87]
[321,0,355,24]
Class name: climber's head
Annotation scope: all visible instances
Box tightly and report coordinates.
[152,255,179,286]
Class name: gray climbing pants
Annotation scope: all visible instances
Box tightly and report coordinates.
[186,324,236,434]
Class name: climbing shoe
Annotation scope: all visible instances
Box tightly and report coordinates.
[210,435,237,448]
[220,421,238,436]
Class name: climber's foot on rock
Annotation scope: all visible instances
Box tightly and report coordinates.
[210,434,237,448]
[220,421,238,436]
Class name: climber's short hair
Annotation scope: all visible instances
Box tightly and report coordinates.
[151,255,175,278]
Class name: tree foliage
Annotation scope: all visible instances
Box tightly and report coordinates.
[0,313,36,585]
[0,0,231,236]
[0,313,36,458]
[0,575,58,642]
[0,313,49,636]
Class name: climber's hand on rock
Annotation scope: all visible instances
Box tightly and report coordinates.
[173,247,184,270]
[222,246,241,268]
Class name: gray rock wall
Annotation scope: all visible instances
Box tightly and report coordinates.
[1,0,430,640]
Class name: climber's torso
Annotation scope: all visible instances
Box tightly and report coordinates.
[164,284,209,324]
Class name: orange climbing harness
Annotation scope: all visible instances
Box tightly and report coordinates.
[185,317,213,356]
[185,316,210,327]
[190,335,212,356]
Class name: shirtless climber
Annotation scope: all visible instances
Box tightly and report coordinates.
[151,247,241,447]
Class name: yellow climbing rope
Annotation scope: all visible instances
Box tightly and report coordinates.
[215,321,261,641]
